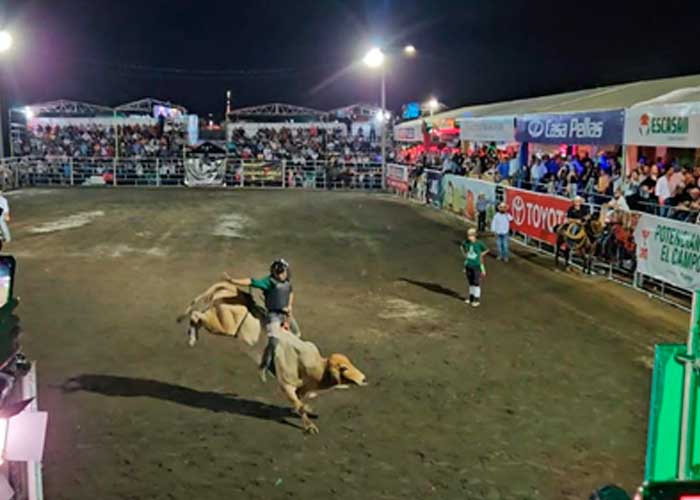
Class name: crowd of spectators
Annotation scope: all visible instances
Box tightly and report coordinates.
[13,122,187,158]
[404,143,700,223]
[227,126,384,165]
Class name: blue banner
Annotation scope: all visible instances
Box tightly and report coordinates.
[515,109,625,145]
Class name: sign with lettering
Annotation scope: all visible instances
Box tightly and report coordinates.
[458,116,516,142]
[505,188,571,244]
[634,213,700,291]
[515,110,625,145]
[625,102,700,148]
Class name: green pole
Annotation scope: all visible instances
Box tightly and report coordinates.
[678,290,700,479]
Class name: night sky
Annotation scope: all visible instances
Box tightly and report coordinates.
[2,0,700,116]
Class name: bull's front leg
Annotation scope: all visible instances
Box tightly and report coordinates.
[281,383,318,435]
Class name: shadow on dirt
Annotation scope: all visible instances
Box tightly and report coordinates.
[61,374,302,429]
[399,277,465,301]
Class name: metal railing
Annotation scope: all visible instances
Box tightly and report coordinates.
[1,157,385,191]
[399,167,694,309]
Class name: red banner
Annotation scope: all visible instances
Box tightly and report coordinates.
[505,188,571,244]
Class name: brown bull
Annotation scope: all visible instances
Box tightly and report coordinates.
[177,280,367,434]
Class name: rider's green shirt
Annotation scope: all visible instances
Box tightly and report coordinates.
[461,240,488,268]
[250,275,274,291]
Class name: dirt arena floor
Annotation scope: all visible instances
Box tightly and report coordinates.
[13,188,688,500]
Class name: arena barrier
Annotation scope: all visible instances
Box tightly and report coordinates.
[403,169,695,309]
[3,157,384,191]
[3,361,45,500]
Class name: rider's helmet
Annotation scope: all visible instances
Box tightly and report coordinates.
[270,258,290,280]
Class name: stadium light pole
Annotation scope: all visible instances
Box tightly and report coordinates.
[0,30,13,159]
[363,48,388,189]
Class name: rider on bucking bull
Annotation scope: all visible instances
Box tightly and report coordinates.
[226,259,298,382]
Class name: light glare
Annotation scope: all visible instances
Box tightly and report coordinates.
[0,31,13,53]
[363,48,385,68]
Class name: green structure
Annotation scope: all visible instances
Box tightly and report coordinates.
[642,292,700,499]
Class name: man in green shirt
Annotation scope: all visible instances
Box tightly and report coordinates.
[461,228,489,307]
[226,259,297,381]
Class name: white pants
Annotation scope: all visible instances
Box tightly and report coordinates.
[0,219,11,243]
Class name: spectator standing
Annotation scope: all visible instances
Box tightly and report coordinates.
[531,158,546,190]
[497,156,510,182]
[476,193,489,233]
[655,167,673,216]
[508,153,519,180]
[491,203,513,262]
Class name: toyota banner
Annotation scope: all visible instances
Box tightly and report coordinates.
[515,109,625,145]
[505,188,571,245]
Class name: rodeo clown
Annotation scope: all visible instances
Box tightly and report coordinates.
[226,258,299,381]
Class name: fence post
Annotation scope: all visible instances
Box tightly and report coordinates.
[239,161,245,188]
[70,158,74,186]
[112,158,117,187]
[282,160,286,189]
[156,159,161,187]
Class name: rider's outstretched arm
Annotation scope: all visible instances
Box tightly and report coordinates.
[227,277,252,287]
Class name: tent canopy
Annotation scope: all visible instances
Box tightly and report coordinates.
[398,73,700,127]
[229,103,328,120]
[115,98,187,115]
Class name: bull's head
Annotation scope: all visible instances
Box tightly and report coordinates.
[326,353,367,387]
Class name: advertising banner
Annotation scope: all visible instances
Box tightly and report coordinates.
[184,158,226,187]
[393,123,423,142]
[441,175,497,223]
[625,102,700,148]
[458,116,516,143]
[425,170,443,208]
[505,188,571,244]
[634,213,700,291]
[515,109,625,145]
[387,164,410,192]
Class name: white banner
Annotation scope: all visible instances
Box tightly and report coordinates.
[184,158,226,187]
[625,102,700,147]
[458,116,515,142]
[634,213,700,290]
[393,123,423,142]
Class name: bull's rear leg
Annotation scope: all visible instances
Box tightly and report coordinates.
[282,384,318,435]
[187,321,199,347]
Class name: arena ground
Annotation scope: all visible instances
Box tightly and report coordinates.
[13,187,688,500]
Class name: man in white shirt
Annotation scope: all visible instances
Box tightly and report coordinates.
[490,202,513,262]
[0,191,10,243]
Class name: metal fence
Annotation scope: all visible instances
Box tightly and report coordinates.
[0,157,385,191]
[398,166,694,310]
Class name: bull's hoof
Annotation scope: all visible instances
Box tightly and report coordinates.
[303,422,319,435]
